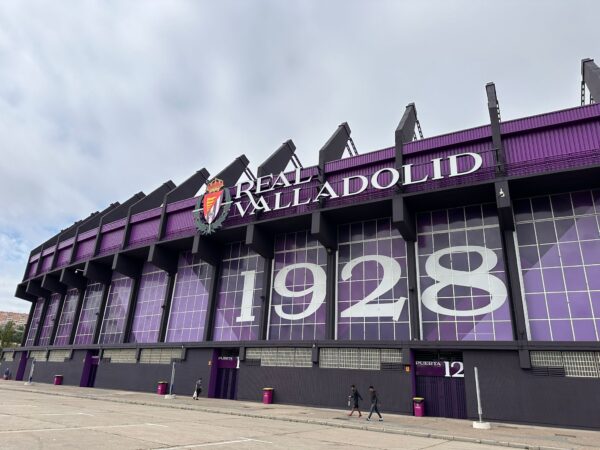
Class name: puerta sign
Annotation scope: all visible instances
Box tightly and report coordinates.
[415,361,465,378]
[193,152,483,235]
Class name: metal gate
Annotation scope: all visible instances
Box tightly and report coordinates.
[416,375,467,419]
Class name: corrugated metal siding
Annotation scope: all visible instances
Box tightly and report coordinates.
[39,254,53,272]
[130,206,162,223]
[164,209,195,239]
[57,237,75,250]
[98,229,124,255]
[55,248,72,268]
[27,260,39,278]
[78,228,97,241]
[128,218,160,247]
[101,218,126,233]
[74,238,95,261]
[166,197,196,214]
[41,246,55,257]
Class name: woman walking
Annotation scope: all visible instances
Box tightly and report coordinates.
[348,385,362,417]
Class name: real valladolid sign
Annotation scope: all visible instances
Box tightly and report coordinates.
[194,152,483,235]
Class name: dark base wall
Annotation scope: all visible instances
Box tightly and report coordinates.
[237,364,414,414]
[94,348,213,397]
[21,350,88,386]
[463,350,600,429]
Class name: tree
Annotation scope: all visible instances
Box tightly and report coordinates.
[0,321,23,349]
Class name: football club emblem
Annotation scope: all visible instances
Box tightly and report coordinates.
[193,178,231,235]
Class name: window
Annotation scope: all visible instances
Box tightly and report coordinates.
[38,293,62,346]
[268,231,327,341]
[103,348,137,363]
[74,283,104,345]
[53,289,79,346]
[416,204,513,341]
[129,263,169,344]
[25,298,45,346]
[319,348,402,370]
[48,350,70,362]
[337,218,410,341]
[213,243,266,341]
[29,350,48,362]
[139,348,183,364]
[245,347,312,368]
[166,252,214,343]
[99,275,133,345]
[1,351,14,362]
[515,190,600,341]
[531,351,600,378]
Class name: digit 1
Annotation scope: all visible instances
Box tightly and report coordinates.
[236,270,256,323]
[443,361,451,377]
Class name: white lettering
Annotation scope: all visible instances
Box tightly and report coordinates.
[342,175,369,197]
[448,152,483,177]
[235,180,255,200]
[403,164,428,185]
[313,181,339,202]
[292,187,311,206]
[294,167,313,185]
[273,192,292,210]
[371,168,400,190]
[431,158,444,180]
[255,175,274,194]
[272,172,292,189]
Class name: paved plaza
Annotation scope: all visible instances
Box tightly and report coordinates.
[0,381,598,449]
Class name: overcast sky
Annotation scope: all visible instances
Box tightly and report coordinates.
[1,0,599,312]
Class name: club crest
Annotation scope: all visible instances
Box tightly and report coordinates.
[193,178,231,235]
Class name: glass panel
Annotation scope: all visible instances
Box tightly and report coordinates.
[516,190,600,341]
[416,204,513,341]
[25,298,44,346]
[268,231,327,341]
[73,282,104,345]
[53,289,79,346]
[213,242,266,341]
[337,218,410,341]
[166,252,214,343]
[129,263,169,344]
[38,293,61,346]
[99,274,133,344]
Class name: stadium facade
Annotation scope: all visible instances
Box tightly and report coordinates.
[2,59,600,429]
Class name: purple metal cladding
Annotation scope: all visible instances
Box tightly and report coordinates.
[25,298,44,346]
[130,206,162,223]
[128,218,160,247]
[27,261,38,278]
[57,237,75,250]
[41,246,55,257]
[98,228,124,255]
[55,248,72,268]
[39,255,53,272]
[74,238,95,261]
[53,288,79,346]
[101,218,126,232]
[78,228,98,241]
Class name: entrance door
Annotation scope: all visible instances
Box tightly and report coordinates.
[15,352,28,381]
[214,367,238,400]
[213,349,239,400]
[80,350,100,387]
[414,351,467,419]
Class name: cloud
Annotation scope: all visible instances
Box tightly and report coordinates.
[1,0,600,312]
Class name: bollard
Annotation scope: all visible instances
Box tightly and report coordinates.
[165,362,176,399]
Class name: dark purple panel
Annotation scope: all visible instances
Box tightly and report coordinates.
[98,274,133,344]
[25,298,44,346]
[129,263,168,344]
[38,293,61,346]
[53,288,79,346]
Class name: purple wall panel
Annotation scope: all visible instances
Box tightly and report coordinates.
[164,209,196,239]
[98,228,124,254]
[38,293,61,346]
[27,261,39,278]
[75,238,96,261]
[53,288,79,346]
[78,228,97,241]
[213,243,266,341]
[166,252,214,343]
[268,231,327,341]
[41,246,55,257]
[515,189,600,341]
[129,263,169,343]
[99,274,133,344]
[57,237,75,250]
[25,298,44,346]
[130,207,162,223]
[128,218,160,247]
[39,255,53,273]
[417,204,513,341]
[55,247,72,268]
[337,219,410,340]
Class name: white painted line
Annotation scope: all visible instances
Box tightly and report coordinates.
[0,422,167,434]
[1,405,39,408]
[37,412,94,417]
[158,438,273,449]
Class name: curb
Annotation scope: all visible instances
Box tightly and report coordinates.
[0,385,571,450]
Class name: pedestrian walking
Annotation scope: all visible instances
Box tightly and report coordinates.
[192,378,202,400]
[366,385,383,421]
[347,384,362,417]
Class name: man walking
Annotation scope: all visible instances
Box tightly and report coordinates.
[366,385,383,421]
[192,378,202,400]
[348,384,362,417]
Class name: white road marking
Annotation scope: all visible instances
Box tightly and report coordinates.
[37,412,94,416]
[0,422,167,434]
[157,438,273,449]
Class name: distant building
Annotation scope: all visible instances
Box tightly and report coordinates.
[0,312,28,327]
